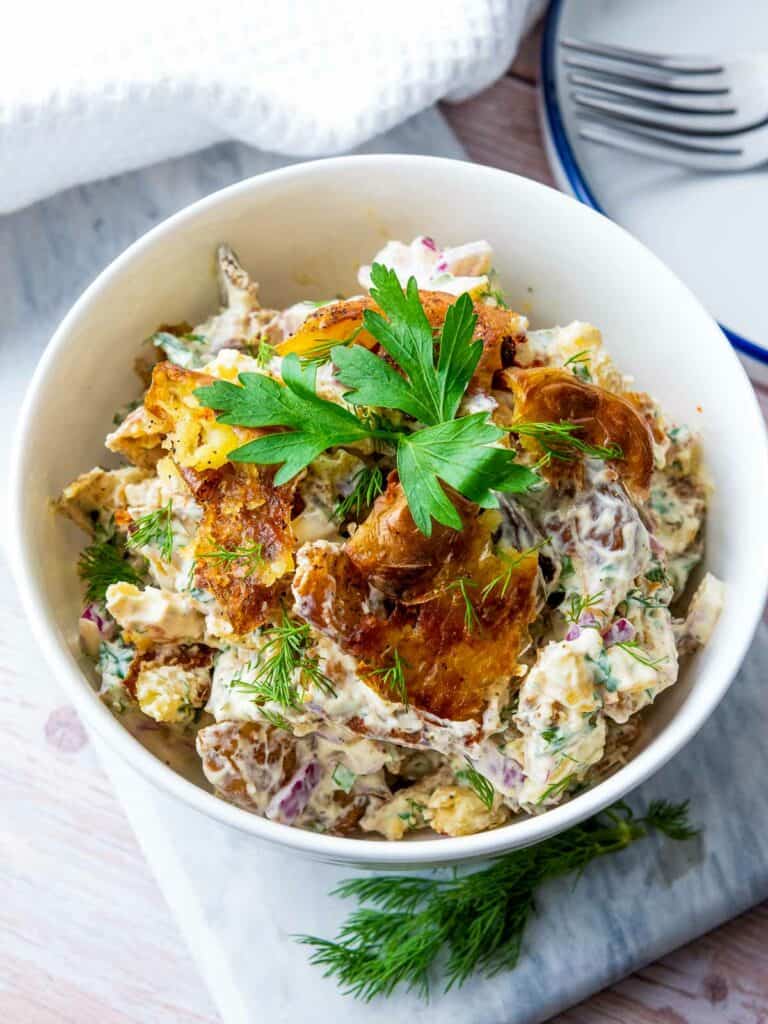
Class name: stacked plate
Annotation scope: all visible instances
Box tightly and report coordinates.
[540,0,768,383]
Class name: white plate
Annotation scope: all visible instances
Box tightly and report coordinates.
[540,0,768,381]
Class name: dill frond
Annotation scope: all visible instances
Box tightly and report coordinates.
[455,758,495,810]
[127,500,175,561]
[296,799,698,1000]
[334,465,385,522]
[77,537,144,603]
[369,649,409,708]
[198,543,265,577]
[231,611,336,709]
[510,420,623,466]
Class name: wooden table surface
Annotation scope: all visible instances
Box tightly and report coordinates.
[3,17,767,1024]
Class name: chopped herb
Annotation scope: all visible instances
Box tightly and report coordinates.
[586,649,621,692]
[78,537,144,603]
[481,541,545,601]
[334,465,385,522]
[626,588,666,609]
[127,500,175,561]
[540,726,568,753]
[198,543,265,576]
[446,577,480,633]
[97,638,135,681]
[332,763,357,794]
[250,336,277,368]
[536,773,576,805]
[369,649,409,707]
[562,349,592,382]
[296,799,698,999]
[397,799,428,829]
[645,566,669,585]
[258,707,292,731]
[615,641,667,669]
[231,611,336,709]
[508,421,623,466]
[566,590,605,624]
[195,263,538,537]
[487,288,509,309]
[298,325,363,366]
[153,330,208,369]
[455,758,495,810]
[560,554,574,579]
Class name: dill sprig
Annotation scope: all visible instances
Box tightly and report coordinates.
[296,799,698,1000]
[481,541,545,601]
[509,421,623,466]
[566,590,605,624]
[369,649,409,707]
[446,577,480,633]
[615,640,667,669]
[231,612,336,709]
[562,349,592,381]
[535,773,576,805]
[77,536,144,603]
[455,757,495,810]
[334,465,385,522]
[127,500,175,561]
[198,543,265,576]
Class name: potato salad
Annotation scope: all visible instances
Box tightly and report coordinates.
[59,235,723,840]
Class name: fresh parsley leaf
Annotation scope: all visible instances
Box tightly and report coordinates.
[296,799,698,1000]
[196,355,378,485]
[397,414,538,535]
[357,264,482,425]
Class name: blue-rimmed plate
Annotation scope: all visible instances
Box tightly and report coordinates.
[540,0,768,382]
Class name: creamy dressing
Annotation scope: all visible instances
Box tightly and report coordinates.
[61,233,724,840]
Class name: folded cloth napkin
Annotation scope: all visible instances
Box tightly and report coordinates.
[0,0,542,214]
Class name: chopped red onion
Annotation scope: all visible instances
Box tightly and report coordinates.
[603,618,635,647]
[649,534,665,556]
[421,236,437,251]
[435,260,448,272]
[266,760,320,824]
[565,624,581,642]
[81,602,114,638]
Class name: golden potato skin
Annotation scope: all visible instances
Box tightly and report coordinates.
[499,366,654,498]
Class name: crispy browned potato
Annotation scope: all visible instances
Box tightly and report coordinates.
[277,291,525,393]
[346,477,478,600]
[182,462,296,635]
[293,522,539,722]
[143,361,258,472]
[499,367,654,497]
[197,721,300,812]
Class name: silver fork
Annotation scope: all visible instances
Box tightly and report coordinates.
[560,38,768,171]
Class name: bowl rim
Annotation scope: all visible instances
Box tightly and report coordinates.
[10,153,768,866]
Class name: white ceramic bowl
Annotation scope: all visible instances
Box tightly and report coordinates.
[10,155,768,868]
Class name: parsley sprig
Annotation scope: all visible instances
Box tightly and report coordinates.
[195,264,537,536]
[297,799,697,1000]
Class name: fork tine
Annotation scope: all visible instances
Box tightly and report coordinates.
[571,91,740,134]
[577,117,745,171]
[563,54,729,94]
[561,37,723,74]
[567,72,736,114]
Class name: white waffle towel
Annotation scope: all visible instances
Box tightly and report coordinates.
[0,0,541,213]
